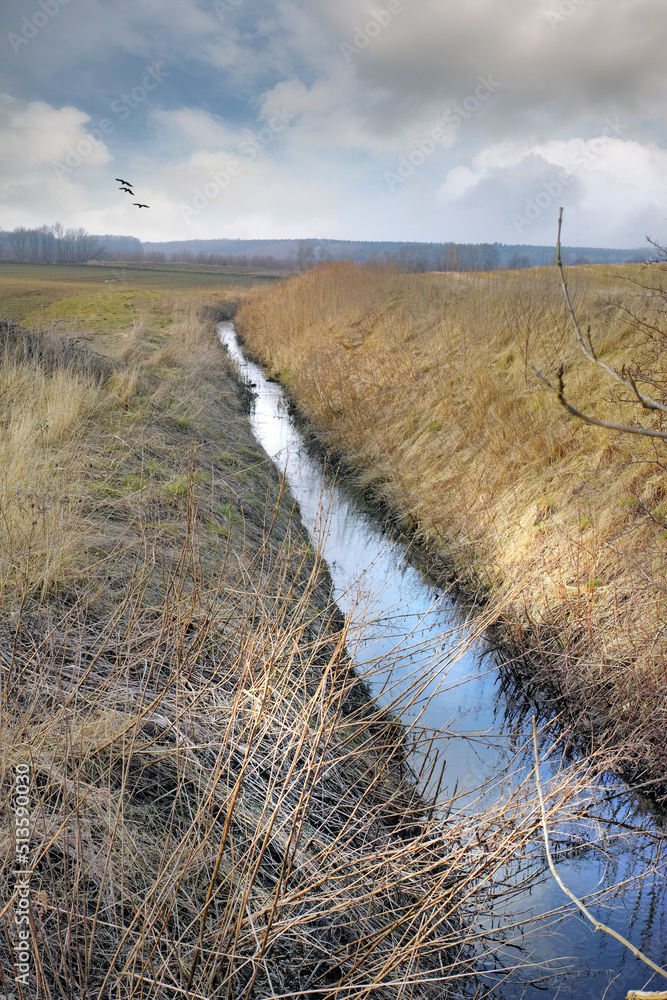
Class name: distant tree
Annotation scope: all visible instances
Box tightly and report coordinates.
[480,243,499,271]
[72,227,103,262]
[8,227,29,260]
[459,245,483,271]
[7,223,101,263]
[508,252,530,270]
[27,227,41,261]
[295,241,316,271]
[442,244,459,271]
[52,221,65,262]
[316,245,333,263]
[38,224,56,261]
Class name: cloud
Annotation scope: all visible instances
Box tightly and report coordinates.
[435,134,667,244]
[0,94,112,225]
[2,0,667,245]
[150,107,242,153]
[3,0,218,70]
[314,0,667,144]
[153,132,346,238]
[259,73,405,155]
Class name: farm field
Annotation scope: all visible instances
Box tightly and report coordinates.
[0,259,282,330]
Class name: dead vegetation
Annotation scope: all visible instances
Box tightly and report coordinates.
[0,283,660,997]
[236,261,667,788]
[0,538,605,999]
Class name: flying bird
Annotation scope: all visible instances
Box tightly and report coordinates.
[120,186,134,194]
[115,177,132,186]
[133,203,150,208]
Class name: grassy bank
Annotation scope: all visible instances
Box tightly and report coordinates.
[0,265,596,997]
[236,262,667,788]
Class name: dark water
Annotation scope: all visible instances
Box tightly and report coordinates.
[219,322,667,999]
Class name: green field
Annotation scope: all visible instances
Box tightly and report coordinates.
[0,259,284,328]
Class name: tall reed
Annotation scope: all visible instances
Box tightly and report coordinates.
[236,262,667,785]
[0,301,655,998]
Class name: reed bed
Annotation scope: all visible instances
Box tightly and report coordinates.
[0,295,656,997]
[0,507,607,999]
[236,262,667,787]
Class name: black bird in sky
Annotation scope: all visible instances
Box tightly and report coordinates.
[120,186,134,194]
[133,203,150,208]
[115,177,132,186]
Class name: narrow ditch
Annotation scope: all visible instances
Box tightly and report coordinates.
[220,320,667,1000]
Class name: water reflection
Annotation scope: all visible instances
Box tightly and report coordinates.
[219,322,666,1000]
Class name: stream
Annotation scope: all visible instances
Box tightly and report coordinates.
[219,321,666,1000]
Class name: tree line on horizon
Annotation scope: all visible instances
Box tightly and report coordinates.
[0,225,650,272]
[0,223,103,264]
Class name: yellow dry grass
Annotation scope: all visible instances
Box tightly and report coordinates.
[0,277,661,996]
[0,333,106,600]
[1,525,604,998]
[237,261,667,781]
[0,281,262,606]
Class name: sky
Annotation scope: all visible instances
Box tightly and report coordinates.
[1,0,666,248]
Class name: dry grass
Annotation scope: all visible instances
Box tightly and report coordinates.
[0,531,605,998]
[0,284,656,997]
[0,281,266,609]
[0,322,113,601]
[236,262,667,785]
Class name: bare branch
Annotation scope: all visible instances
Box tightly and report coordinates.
[610,299,667,344]
[529,362,667,440]
[556,208,667,415]
[531,717,667,986]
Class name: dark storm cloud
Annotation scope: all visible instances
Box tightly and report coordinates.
[0,0,665,243]
[317,0,667,142]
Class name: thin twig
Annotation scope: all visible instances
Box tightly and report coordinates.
[556,207,667,414]
[531,717,667,985]
[529,361,667,440]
